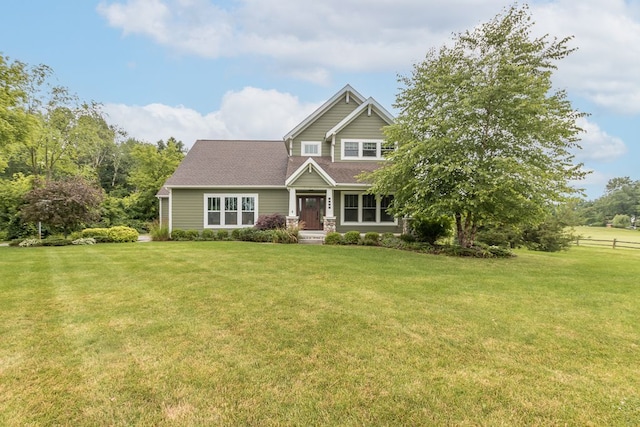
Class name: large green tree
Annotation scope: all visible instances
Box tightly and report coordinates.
[366,4,586,248]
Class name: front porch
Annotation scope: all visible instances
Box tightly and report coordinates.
[286,187,336,234]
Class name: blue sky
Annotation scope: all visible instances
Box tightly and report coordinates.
[2,0,638,199]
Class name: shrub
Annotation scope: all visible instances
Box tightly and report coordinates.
[254,213,286,230]
[400,233,416,243]
[324,232,343,245]
[363,232,380,246]
[410,215,453,244]
[82,228,110,239]
[171,229,187,241]
[150,222,170,241]
[476,224,522,248]
[72,237,96,245]
[522,219,573,252]
[343,231,361,245]
[0,230,8,241]
[232,228,258,241]
[108,226,139,243]
[216,230,229,241]
[42,236,72,246]
[18,238,41,247]
[202,229,215,240]
[612,214,631,229]
[184,229,200,241]
[273,228,298,244]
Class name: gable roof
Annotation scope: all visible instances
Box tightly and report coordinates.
[325,97,395,139]
[283,84,366,141]
[164,140,289,187]
[286,156,380,186]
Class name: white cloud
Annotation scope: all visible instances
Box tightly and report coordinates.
[97,0,640,113]
[574,118,627,162]
[102,87,319,147]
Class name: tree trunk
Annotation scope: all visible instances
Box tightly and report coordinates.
[455,212,477,248]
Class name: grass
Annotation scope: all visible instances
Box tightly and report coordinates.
[1,242,639,425]
[574,225,640,243]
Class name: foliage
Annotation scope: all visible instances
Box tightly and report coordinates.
[170,229,187,241]
[522,219,574,252]
[41,236,72,246]
[20,177,104,236]
[324,232,343,245]
[364,4,585,248]
[216,229,230,241]
[201,229,215,240]
[343,231,362,245]
[476,224,523,248]
[18,238,41,247]
[72,237,96,245]
[149,222,170,241]
[82,227,110,240]
[0,173,33,233]
[254,213,286,230]
[612,214,631,229]
[363,232,380,246]
[410,215,453,244]
[184,229,200,241]
[107,226,139,243]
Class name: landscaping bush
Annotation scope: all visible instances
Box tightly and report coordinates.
[201,229,215,240]
[399,233,416,243]
[254,213,286,230]
[72,238,96,245]
[324,232,343,245]
[522,219,573,252]
[410,215,453,244]
[0,230,8,241]
[150,222,170,241]
[273,228,298,244]
[216,230,229,241]
[343,231,361,245]
[18,238,41,247]
[42,236,72,246]
[108,226,139,243]
[184,229,200,241]
[82,228,110,239]
[363,232,380,246]
[171,229,187,241]
[476,224,523,248]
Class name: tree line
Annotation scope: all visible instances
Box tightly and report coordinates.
[0,54,184,239]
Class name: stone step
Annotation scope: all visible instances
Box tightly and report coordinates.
[298,232,325,245]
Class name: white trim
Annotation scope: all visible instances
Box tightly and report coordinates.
[166,185,285,189]
[301,141,322,157]
[285,157,336,187]
[168,188,173,232]
[341,139,385,160]
[203,193,259,228]
[283,85,366,141]
[340,192,397,226]
[288,188,297,216]
[159,195,163,227]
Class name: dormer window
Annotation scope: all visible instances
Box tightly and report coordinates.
[302,141,321,157]
[342,139,388,160]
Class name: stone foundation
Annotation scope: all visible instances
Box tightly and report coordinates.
[286,216,299,229]
[323,216,336,233]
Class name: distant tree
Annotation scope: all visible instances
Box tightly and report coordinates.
[365,4,586,248]
[21,177,104,236]
[605,177,633,194]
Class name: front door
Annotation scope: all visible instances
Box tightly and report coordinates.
[298,196,325,230]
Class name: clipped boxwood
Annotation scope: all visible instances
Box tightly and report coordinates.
[202,229,215,240]
[343,231,362,245]
[107,226,139,243]
[184,229,200,241]
[171,229,187,241]
[216,230,229,241]
[42,236,72,246]
[324,232,343,245]
[364,232,380,246]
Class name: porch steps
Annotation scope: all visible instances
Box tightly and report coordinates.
[298,231,325,245]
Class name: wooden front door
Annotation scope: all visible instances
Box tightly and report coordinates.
[298,196,325,230]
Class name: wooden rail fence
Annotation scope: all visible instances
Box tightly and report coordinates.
[574,238,640,250]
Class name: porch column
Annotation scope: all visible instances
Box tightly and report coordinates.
[286,188,299,229]
[324,188,336,233]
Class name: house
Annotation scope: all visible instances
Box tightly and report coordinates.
[157,85,403,234]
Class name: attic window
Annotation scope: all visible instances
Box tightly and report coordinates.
[302,141,321,157]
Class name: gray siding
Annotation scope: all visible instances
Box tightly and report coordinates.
[171,188,289,231]
[289,169,330,188]
[159,198,169,227]
[335,112,388,162]
[292,94,360,156]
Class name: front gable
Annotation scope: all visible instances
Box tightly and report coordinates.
[286,158,336,188]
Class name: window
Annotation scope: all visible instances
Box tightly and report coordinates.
[362,194,377,222]
[344,194,359,222]
[341,193,396,225]
[302,141,321,157]
[344,141,359,157]
[205,194,258,228]
[341,139,390,160]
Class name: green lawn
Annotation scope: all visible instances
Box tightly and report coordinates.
[1,242,639,425]
[574,225,640,242]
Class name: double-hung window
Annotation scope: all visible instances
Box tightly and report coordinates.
[205,194,258,227]
[341,193,395,224]
[341,139,388,160]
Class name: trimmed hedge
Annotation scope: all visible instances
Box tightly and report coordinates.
[324,232,343,245]
[343,231,362,245]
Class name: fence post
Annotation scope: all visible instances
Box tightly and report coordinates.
[613,238,617,249]
[576,238,579,246]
